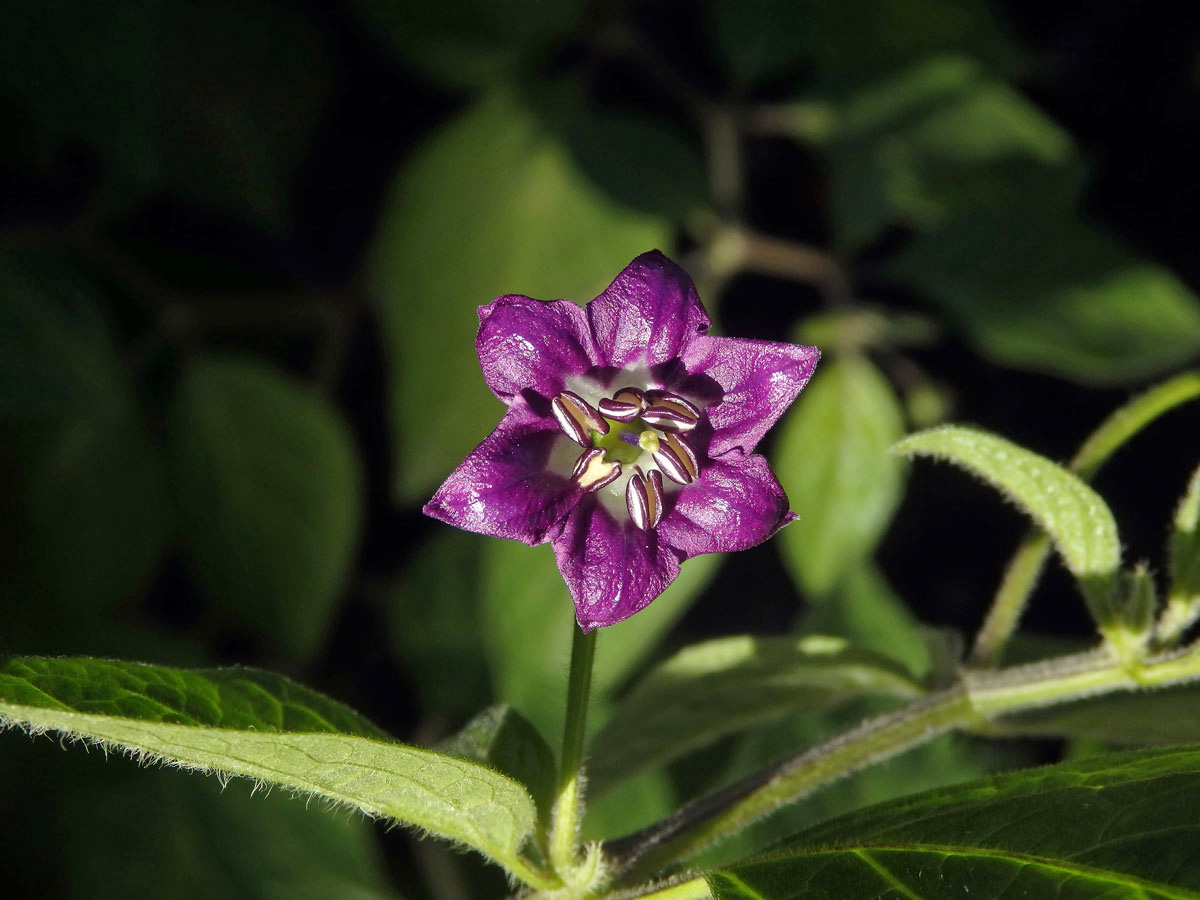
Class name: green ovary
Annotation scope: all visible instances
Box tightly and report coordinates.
[591,419,657,466]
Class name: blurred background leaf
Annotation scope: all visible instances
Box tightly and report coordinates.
[365,89,669,504]
[170,356,362,660]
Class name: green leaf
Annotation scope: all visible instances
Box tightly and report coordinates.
[776,356,907,598]
[348,0,582,88]
[998,683,1200,747]
[710,0,1023,90]
[0,656,544,881]
[366,90,668,503]
[170,357,362,659]
[817,56,1072,243]
[588,635,921,794]
[386,530,492,720]
[802,565,932,679]
[0,0,331,225]
[892,425,1121,611]
[709,746,1200,899]
[478,541,721,742]
[1164,461,1200,634]
[440,705,557,835]
[893,182,1200,385]
[0,256,168,633]
[61,771,399,900]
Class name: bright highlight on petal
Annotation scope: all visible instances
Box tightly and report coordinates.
[424,250,820,629]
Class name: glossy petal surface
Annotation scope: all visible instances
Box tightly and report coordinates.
[680,335,820,456]
[552,498,682,631]
[658,452,795,559]
[588,251,710,369]
[424,405,580,545]
[477,295,600,403]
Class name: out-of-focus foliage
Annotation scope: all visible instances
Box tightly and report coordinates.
[4,0,1200,896]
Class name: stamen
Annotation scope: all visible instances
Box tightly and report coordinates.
[571,448,622,492]
[642,391,701,433]
[653,432,699,484]
[553,391,608,447]
[598,387,646,422]
[626,472,650,530]
[627,467,665,531]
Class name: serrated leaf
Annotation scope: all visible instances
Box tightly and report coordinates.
[776,356,907,598]
[365,90,668,503]
[0,657,542,879]
[710,746,1200,899]
[588,635,921,794]
[440,705,557,834]
[893,425,1120,610]
[170,356,361,659]
[478,541,721,742]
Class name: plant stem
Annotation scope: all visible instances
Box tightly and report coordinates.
[551,624,598,877]
[607,642,1200,880]
[970,533,1053,666]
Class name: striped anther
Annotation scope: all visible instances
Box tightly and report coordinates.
[571,448,623,492]
[552,391,609,446]
[627,468,666,531]
[642,391,700,432]
[653,432,699,484]
[598,387,646,422]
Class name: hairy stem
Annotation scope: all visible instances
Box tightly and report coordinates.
[607,642,1200,880]
[551,625,599,878]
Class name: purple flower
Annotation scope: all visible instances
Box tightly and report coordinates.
[424,251,819,631]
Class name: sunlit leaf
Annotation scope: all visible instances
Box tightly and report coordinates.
[589,635,921,794]
[365,90,668,503]
[776,356,907,598]
[710,746,1200,899]
[440,705,557,834]
[893,425,1121,611]
[0,657,541,878]
[170,357,361,659]
[1163,462,1200,637]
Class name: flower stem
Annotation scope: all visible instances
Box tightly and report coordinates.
[551,624,598,878]
[606,641,1200,881]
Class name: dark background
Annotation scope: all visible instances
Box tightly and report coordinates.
[2,1,1199,897]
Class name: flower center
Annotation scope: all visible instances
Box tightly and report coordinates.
[552,385,702,531]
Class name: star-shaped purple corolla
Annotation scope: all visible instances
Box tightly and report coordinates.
[424,251,820,631]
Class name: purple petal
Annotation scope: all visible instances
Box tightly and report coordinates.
[477,295,601,403]
[551,497,682,630]
[587,251,711,369]
[680,336,819,456]
[657,452,794,559]
[424,404,580,545]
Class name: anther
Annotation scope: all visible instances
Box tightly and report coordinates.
[626,468,664,531]
[571,448,622,492]
[642,391,700,433]
[552,391,609,447]
[598,387,646,422]
[653,432,699,484]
